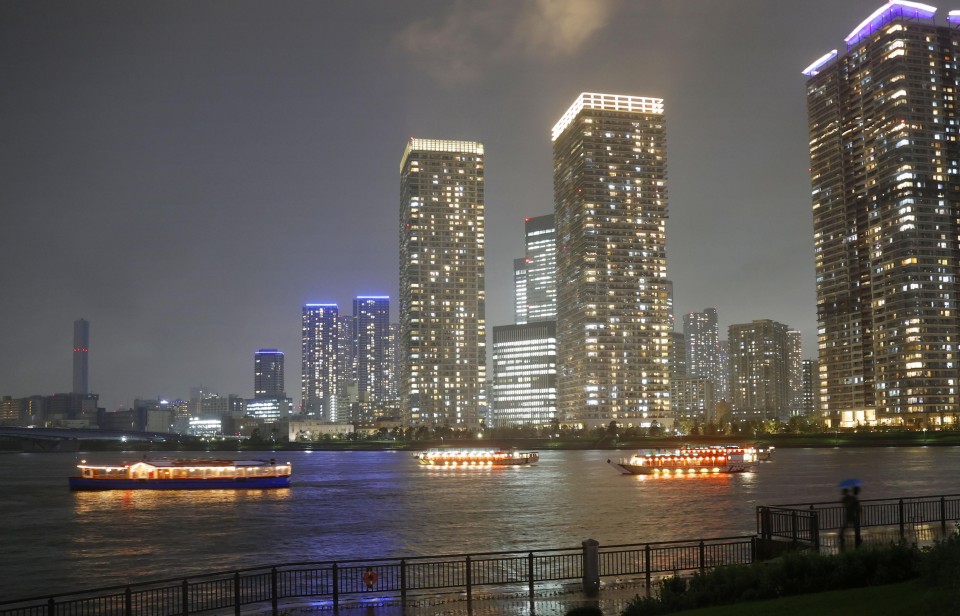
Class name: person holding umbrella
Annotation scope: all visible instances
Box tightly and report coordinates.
[838,479,862,549]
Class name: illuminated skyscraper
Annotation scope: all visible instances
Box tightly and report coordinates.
[553,93,671,427]
[399,138,486,427]
[804,2,960,427]
[684,308,720,382]
[514,258,528,324]
[728,320,792,422]
[354,296,391,418]
[491,321,557,427]
[254,349,285,399]
[524,214,557,322]
[72,318,89,395]
[301,304,339,420]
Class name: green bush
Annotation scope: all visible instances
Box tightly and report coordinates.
[622,542,924,616]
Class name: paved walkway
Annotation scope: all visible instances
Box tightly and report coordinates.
[272,579,651,615]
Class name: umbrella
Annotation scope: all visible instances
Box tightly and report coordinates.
[837,478,862,489]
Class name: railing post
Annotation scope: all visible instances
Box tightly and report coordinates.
[125,586,132,616]
[581,539,600,597]
[811,512,820,552]
[47,597,55,616]
[271,567,278,616]
[941,496,947,536]
[791,510,798,545]
[466,555,472,608]
[528,552,535,601]
[400,559,407,604]
[331,564,339,611]
[644,544,652,598]
[234,572,241,616]
[698,541,705,573]
[182,579,189,616]
[750,535,756,563]
[899,499,905,540]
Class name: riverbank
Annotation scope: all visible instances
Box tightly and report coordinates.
[4,428,948,453]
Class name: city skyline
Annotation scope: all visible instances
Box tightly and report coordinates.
[2,0,895,410]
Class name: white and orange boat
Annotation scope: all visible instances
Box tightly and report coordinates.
[609,445,759,476]
[414,448,539,468]
[68,458,292,490]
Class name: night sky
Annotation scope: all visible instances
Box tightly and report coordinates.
[1,0,894,411]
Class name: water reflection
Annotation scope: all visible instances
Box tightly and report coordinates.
[4,447,960,600]
[72,486,293,514]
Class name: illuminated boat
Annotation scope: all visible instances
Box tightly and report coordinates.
[414,448,539,468]
[68,458,292,490]
[608,445,758,476]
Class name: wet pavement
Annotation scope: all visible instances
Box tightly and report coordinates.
[270,579,651,615]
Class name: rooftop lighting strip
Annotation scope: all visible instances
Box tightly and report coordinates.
[551,92,664,141]
[802,49,839,76]
[400,138,484,171]
[844,1,937,46]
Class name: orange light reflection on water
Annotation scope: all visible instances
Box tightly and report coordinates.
[72,487,292,514]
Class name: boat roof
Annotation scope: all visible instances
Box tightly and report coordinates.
[78,459,283,469]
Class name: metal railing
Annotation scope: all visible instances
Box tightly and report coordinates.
[0,537,756,615]
[757,493,960,549]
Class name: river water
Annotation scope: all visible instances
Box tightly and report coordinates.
[2,446,959,600]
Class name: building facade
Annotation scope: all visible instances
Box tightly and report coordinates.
[728,320,792,422]
[301,304,339,420]
[804,2,960,427]
[553,93,671,427]
[524,214,558,322]
[399,138,487,427]
[514,257,528,324]
[254,349,285,399]
[491,321,557,427]
[683,308,726,418]
[354,296,392,420]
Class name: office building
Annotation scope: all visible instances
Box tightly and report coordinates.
[491,321,557,427]
[514,258,528,324]
[254,350,285,399]
[553,93,671,427]
[804,2,960,427]
[399,138,487,427]
[524,214,557,322]
[72,318,89,395]
[252,350,292,423]
[728,320,792,422]
[301,304,339,420]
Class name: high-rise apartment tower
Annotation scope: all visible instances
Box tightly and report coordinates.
[354,296,391,418]
[553,93,671,427]
[301,304,339,420]
[399,138,487,427]
[804,2,960,427]
[728,320,793,422]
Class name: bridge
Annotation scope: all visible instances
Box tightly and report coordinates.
[0,427,181,451]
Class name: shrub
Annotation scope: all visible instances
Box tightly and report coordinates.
[621,542,924,616]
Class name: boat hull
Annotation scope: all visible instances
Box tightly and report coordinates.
[610,461,752,475]
[68,476,291,491]
[417,457,538,467]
